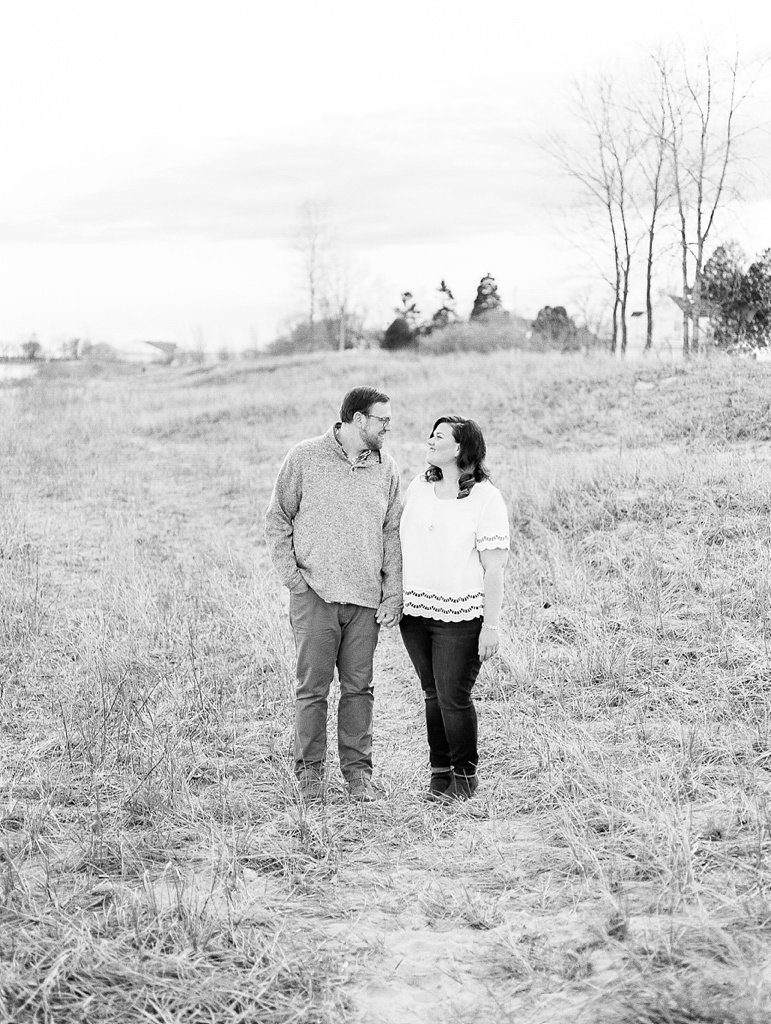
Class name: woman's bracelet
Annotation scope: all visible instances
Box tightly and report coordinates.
[482,622,499,631]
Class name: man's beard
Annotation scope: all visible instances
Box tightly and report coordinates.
[360,427,384,450]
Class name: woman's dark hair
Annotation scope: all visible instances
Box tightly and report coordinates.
[424,415,490,499]
[340,386,390,423]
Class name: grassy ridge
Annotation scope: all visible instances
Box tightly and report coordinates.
[2,350,771,1021]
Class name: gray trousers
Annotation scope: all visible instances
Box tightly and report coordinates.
[289,587,380,780]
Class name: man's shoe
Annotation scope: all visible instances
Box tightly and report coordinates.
[426,769,453,802]
[297,770,324,802]
[347,775,376,802]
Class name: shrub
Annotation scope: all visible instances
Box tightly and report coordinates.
[418,318,531,354]
[702,241,771,352]
[532,306,580,351]
[470,274,504,320]
[381,316,417,350]
[424,280,460,335]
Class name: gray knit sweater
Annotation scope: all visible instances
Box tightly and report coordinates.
[265,426,403,613]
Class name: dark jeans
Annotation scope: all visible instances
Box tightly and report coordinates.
[399,615,483,775]
[289,587,380,781]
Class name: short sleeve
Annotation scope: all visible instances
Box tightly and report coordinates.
[476,486,510,551]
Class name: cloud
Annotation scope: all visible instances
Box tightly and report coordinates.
[0,110,562,249]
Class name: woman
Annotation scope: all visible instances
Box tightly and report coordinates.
[399,416,510,802]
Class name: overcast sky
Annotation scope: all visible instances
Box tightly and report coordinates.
[0,0,769,349]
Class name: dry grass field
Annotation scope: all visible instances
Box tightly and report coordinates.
[3,347,771,1022]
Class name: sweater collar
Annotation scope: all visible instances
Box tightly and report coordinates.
[327,424,382,466]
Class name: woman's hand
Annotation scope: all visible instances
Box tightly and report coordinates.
[479,624,500,661]
[376,602,401,628]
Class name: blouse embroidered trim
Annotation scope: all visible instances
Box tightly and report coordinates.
[403,588,484,620]
[476,532,510,549]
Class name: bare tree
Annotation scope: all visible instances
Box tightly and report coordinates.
[544,76,638,354]
[571,290,611,347]
[604,100,637,355]
[633,76,675,352]
[320,248,356,352]
[295,200,332,350]
[295,201,365,352]
[656,45,760,356]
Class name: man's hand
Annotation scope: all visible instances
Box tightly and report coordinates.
[376,603,400,628]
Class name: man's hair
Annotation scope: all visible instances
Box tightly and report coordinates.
[340,386,390,423]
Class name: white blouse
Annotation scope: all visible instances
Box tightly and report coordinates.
[400,476,510,621]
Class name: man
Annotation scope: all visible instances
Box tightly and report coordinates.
[265,385,402,802]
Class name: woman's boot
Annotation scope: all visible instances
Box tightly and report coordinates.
[427,768,453,801]
[447,770,478,801]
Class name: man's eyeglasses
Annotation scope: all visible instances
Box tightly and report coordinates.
[365,414,391,427]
